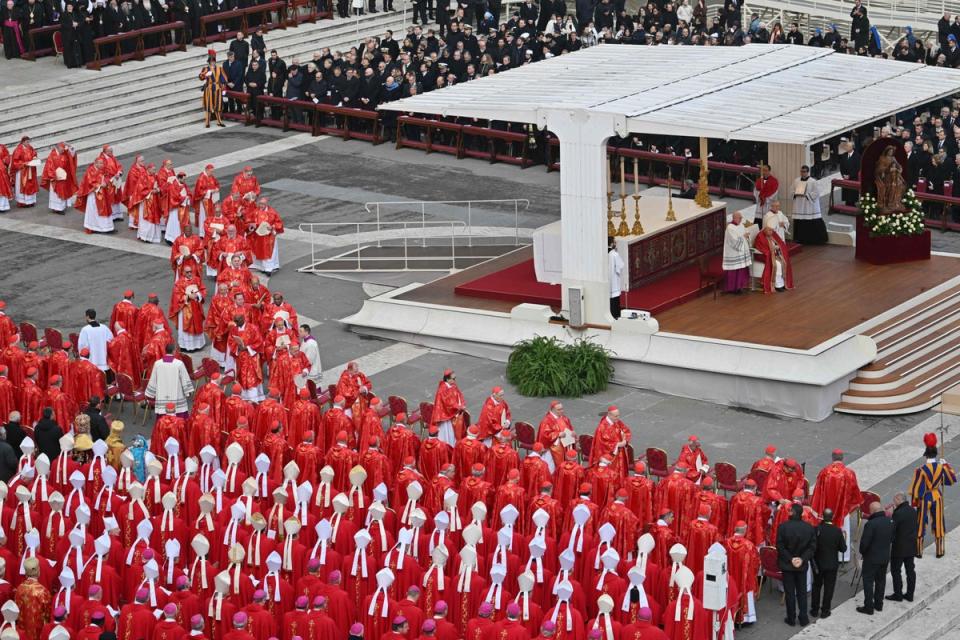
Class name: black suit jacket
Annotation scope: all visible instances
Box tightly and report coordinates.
[860,511,894,566]
[3,420,26,457]
[33,419,64,460]
[776,518,817,572]
[813,522,847,572]
[891,502,919,559]
[84,407,109,442]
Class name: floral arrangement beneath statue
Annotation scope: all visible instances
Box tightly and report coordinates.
[860,190,925,237]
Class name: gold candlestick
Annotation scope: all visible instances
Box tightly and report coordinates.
[631,193,644,235]
[694,136,713,208]
[617,195,630,236]
[607,190,616,237]
[665,182,677,222]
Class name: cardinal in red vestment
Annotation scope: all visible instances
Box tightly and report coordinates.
[811,449,862,531]
[754,224,794,294]
[726,481,769,546]
[655,469,698,538]
[11,136,39,206]
[41,142,78,212]
[590,407,630,479]
[723,523,759,625]
[673,436,709,483]
[682,505,721,578]
[193,165,221,231]
[476,387,511,442]
[232,167,261,199]
[432,370,466,446]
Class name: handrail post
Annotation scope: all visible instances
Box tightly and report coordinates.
[467,201,473,248]
[421,202,426,248]
[514,200,519,245]
[451,222,456,271]
[356,223,362,271]
[403,222,409,271]
[376,203,382,248]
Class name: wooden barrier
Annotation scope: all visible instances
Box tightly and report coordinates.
[194,2,287,46]
[461,124,531,167]
[222,90,254,124]
[86,21,186,70]
[396,116,463,155]
[22,24,60,60]
[828,177,960,232]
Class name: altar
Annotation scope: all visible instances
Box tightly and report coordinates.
[533,194,727,290]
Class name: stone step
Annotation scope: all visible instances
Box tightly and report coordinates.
[0,12,406,111]
[889,582,960,640]
[1,13,410,132]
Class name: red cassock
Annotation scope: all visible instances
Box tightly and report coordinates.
[624,475,654,528]
[231,174,261,198]
[228,322,263,391]
[811,461,862,522]
[142,330,173,379]
[193,172,221,226]
[486,442,519,487]
[491,483,526,531]
[0,378,16,429]
[287,399,321,449]
[537,411,574,467]
[321,407,353,455]
[41,148,78,200]
[682,520,720,577]
[452,438,485,485]
[192,382,226,426]
[521,455,551,500]
[11,142,39,196]
[256,397,287,440]
[170,276,207,336]
[655,473,699,537]
[754,175,779,208]
[590,417,631,478]
[541,603,584,640]
[459,478,492,522]
[648,523,678,576]
[19,380,45,427]
[294,444,321,485]
[190,413,221,458]
[432,382,465,431]
[359,448,392,498]
[419,438,453,482]
[110,300,140,337]
[214,236,255,273]
[108,329,142,384]
[247,206,284,260]
[131,173,162,225]
[45,387,78,431]
[223,396,256,434]
[241,603,276,640]
[171,235,204,277]
[662,594,710,640]
[382,425,419,476]
[153,620,187,640]
[335,370,371,413]
[325,445,358,493]
[123,162,146,209]
[451,575,487,637]
[151,415,186,455]
[75,164,112,217]
[355,406,382,455]
[674,446,709,482]
[598,502,639,559]
[723,535,759,625]
[135,302,170,351]
[553,461,584,509]
[726,491,768,546]
[361,592,398,640]
[754,230,794,294]
[0,146,11,201]
[117,602,156,640]
[762,462,806,504]
[1,344,25,387]
[477,397,511,441]
[696,492,728,534]
[585,465,620,511]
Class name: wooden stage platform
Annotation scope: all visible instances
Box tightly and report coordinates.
[396,244,960,351]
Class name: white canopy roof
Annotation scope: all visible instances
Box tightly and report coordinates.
[381,44,960,146]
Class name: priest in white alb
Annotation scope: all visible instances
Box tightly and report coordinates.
[763,201,790,243]
[791,165,827,245]
[78,309,114,372]
[722,212,752,294]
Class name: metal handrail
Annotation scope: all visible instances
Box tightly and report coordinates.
[362,199,531,249]
[297,220,528,272]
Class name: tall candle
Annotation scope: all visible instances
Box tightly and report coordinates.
[619,156,626,198]
[633,157,639,194]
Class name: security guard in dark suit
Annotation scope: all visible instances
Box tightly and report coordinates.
[811,508,847,619]
[888,492,919,602]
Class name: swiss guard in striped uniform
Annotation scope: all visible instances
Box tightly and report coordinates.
[910,432,956,558]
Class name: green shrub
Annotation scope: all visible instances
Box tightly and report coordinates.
[506,335,614,397]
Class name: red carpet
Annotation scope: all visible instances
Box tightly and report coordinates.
[454,256,725,315]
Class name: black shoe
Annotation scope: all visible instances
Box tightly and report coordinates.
[820,611,831,619]
[876,604,883,612]
[904,595,914,602]
[799,618,810,626]
[784,618,796,627]
[856,606,874,615]
[810,610,819,617]
[886,594,903,602]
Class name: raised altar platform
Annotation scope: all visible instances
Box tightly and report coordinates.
[533,195,726,289]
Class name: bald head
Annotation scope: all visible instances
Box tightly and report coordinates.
[869,501,883,514]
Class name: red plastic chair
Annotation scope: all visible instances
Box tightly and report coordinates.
[749,468,770,493]
[514,421,536,454]
[714,461,740,495]
[44,328,63,352]
[113,373,145,418]
[52,30,63,56]
[757,545,783,599]
[645,447,670,478]
[418,401,434,435]
[578,434,593,463]
[19,322,39,347]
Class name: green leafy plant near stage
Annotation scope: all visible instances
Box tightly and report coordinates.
[507,336,614,397]
[860,190,925,237]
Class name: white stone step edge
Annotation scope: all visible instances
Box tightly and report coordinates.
[856,330,960,382]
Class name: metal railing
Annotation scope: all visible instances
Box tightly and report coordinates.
[362,198,530,248]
